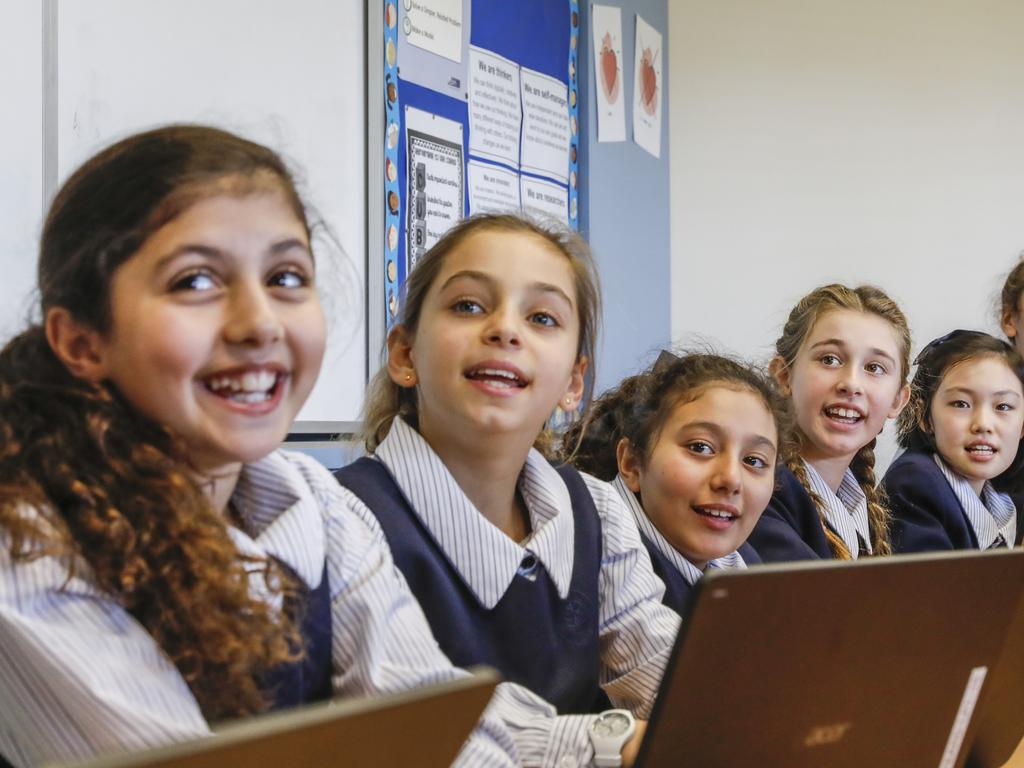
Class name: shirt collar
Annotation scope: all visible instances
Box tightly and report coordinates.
[802,460,872,557]
[933,454,1017,549]
[375,418,574,608]
[229,451,327,589]
[611,475,746,587]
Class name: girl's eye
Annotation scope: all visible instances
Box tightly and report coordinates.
[950,399,970,409]
[996,402,1015,412]
[452,299,484,315]
[268,269,309,289]
[686,440,714,456]
[744,455,769,470]
[865,362,887,375]
[528,311,559,328]
[820,353,841,367]
[170,271,217,292]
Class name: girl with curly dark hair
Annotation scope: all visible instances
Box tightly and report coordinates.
[0,125,523,767]
[563,351,788,615]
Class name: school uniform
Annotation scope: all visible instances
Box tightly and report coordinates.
[0,450,541,768]
[748,462,873,562]
[334,417,681,742]
[883,449,1018,553]
[610,475,761,617]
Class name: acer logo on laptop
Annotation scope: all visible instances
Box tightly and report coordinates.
[803,722,853,747]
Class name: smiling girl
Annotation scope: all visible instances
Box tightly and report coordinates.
[882,330,1024,551]
[0,126,525,767]
[565,351,790,615]
[747,284,912,562]
[335,214,681,767]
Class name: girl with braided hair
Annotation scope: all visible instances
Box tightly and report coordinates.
[748,284,912,561]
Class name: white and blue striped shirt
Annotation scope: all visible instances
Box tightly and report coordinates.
[367,418,681,765]
[0,450,529,768]
[611,475,747,585]
[933,454,1017,549]
[803,460,872,557]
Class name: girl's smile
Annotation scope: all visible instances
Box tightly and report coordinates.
[928,355,1024,494]
[618,385,778,569]
[778,309,909,487]
[389,230,586,458]
[85,191,326,477]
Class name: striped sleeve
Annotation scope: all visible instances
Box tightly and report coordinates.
[0,520,209,768]
[582,473,681,716]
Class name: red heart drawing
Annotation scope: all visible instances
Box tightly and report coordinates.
[640,47,657,115]
[600,33,619,104]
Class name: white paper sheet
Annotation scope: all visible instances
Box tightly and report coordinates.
[521,175,568,225]
[632,14,663,158]
[468,46,521,167]
[520,67,570,183]
[468,160,521,215]
[592,4,625,142]
[405,106,464,267]
[402,0,463,63]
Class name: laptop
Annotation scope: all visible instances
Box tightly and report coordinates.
[66,669,498,768]
[966,588,1024,768]
[638,550,1024,768]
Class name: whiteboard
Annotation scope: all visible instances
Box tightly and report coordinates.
[46,0,367,426]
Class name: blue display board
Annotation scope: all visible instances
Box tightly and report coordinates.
[381,0,579,328]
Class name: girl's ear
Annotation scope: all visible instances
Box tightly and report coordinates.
[1001,308,1019,339]
[561,356,589,411]
[386,324,418,388]
[888,382,912,419]
[616,437,643,492]
[44,307,108,382]
[768,356,791,395]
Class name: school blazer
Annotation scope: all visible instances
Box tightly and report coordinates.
[881,449,979,552]
[746,466,831,562]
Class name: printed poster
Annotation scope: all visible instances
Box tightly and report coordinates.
[520,68,570,183]
[521,175,568,225]
[632,14,663,158]
[468,46,521,167]
[591,4,625,142]
[405,106,464,268]
[468,160,521,215]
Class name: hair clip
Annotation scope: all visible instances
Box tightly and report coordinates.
[653,349,680,373]
[913,329,992,366]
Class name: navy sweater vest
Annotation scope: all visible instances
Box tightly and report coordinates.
[262,561,334,710]
[641,534,762,617]
[335,457,606,714]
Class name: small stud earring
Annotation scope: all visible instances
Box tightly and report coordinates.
[405,373,413,382]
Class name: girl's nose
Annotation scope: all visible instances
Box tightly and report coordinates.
[710,457,742,493]
[836,369,864,396]
[224,283,284,347]
[483,307,522,348]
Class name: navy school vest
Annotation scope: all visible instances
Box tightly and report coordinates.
[261,560,333,711]
[639,533,694,618]
[334,457,608,714]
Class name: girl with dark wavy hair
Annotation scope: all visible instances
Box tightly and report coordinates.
[563,351,788,616]
[0,125,522,767]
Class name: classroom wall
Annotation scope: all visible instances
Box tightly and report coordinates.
[582,0,671,395]
[668,0,1024,470]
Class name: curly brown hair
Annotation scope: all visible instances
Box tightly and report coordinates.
[0,125,307,721]
[563,350,792,482]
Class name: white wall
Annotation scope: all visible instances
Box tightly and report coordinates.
[668,0,1024,470]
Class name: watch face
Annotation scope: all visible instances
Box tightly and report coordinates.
[595,712,632,737]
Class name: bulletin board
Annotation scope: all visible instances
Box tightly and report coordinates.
[379,0,581,330]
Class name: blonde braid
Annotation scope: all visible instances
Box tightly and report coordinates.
[786,454,853,560]
[849,439,893,556]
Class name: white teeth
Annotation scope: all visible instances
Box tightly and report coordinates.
[206,370,278,396]
[967,445,994,454]
[698,508,735,519]
[826,407,861,420]
[477,368,518,380]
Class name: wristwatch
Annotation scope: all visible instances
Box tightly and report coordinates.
[588,708,637,768]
